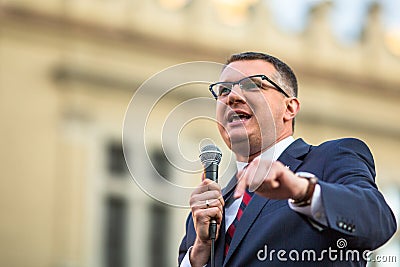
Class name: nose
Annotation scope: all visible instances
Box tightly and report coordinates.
[227,84,246,105]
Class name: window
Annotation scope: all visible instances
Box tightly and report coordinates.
[149,203,169,267]
[107,141,127,176]
[151,149,170,181]
[148,149,171,266]
[104,196,127,267]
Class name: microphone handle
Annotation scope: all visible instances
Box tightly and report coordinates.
[204,163,218,240]
[204,163,218,183]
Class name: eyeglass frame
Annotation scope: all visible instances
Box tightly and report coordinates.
[209,74,290,100]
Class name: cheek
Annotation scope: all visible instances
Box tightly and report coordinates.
[251,101,274,126]
[216,102,223,118]
[217,122,226,137]
[257,98,283,123]
[251,106,280,139]
[216,104,228,133]
[216,102,228,127]
[217,120,232,148]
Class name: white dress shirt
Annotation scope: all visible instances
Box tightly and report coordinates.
[180,137,327,267]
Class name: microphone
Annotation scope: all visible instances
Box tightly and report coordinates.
[199,144,222,182]
[199,144,222,244]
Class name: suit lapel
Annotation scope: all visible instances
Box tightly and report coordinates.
[190,172,242,267]
[277,138,311,172]
[210,174,238,267]
[213,212,226,267]
[223,194,269,264]
[223,138,311,265]
[222,174,238,201]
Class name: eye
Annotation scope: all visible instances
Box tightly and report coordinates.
[240,78,261,91]
[217,84,231,96]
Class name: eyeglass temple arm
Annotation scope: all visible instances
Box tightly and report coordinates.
[262,76,290,98]
[209,85,218,100]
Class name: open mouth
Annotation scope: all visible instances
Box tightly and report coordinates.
[227,111,252,123]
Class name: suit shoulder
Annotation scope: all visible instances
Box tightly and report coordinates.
[312,138,374,164]
[316,138,370,151]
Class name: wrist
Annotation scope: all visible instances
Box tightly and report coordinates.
[290,172,318,207]
[292,178,309,200]
[190,238,211,267]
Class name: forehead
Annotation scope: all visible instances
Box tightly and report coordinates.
[220,60,277,81]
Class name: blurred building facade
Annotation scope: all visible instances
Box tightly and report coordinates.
[1,1,399,267]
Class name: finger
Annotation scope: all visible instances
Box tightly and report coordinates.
[264,162,281,189]
[247,157,269,192]
[193,207,223,225]
[217,194,225,207]
[190,191,224,208]
[251,161,280,194]
[191,179,221,196]
[203,178,221,189]
[269,177,280,189]
[202,179,221,192]
[234,169,248,198]
[208,207,223,224]
[204,195,225,209]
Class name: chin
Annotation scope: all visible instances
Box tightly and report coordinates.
[229,137,254,155]
[226,130,249,143]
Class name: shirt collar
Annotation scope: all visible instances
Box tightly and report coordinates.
[236,136,295,171]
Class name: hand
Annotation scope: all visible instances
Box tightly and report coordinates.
[234,159,308,201]
[189,179,224,266]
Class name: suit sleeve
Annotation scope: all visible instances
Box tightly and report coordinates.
[178,213,193,265]
[319,138,396,249]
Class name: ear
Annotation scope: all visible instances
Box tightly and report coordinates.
[284,98,300,122]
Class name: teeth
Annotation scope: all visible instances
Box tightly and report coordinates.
[231,115,241,122]
[230,113,250,122]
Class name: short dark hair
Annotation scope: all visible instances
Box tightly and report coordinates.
[225,52,298,97]
[225,52,298,131]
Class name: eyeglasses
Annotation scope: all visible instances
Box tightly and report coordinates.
[209,74,290,100]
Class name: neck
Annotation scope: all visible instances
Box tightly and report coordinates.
[234,134,293,163]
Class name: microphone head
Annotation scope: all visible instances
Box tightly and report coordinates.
[199,144,222,167]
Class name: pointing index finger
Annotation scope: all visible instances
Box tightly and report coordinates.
[234,169,247,199]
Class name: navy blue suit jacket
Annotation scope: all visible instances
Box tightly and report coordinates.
[178,138,397,266]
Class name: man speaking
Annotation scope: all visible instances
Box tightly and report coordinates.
[178,52,396,266]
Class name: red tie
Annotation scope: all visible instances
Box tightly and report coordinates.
[224,189,253,256]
